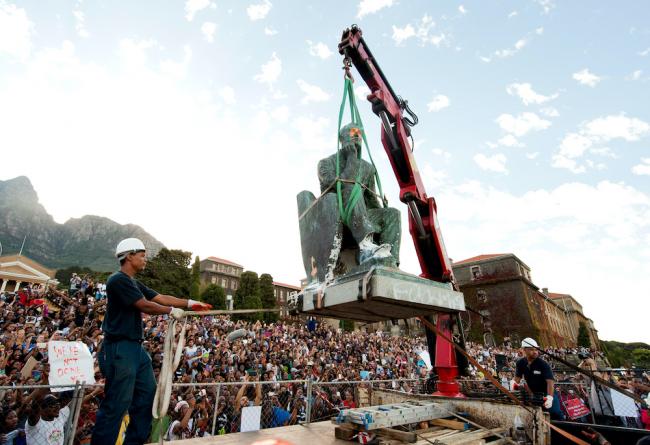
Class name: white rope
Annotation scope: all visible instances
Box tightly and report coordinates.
[152,318,187,419]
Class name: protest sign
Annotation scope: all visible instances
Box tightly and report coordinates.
[48,341,95,391]
[240,406,262,432]
[564,398,591,420]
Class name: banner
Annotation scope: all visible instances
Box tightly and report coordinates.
[48,341,96,391]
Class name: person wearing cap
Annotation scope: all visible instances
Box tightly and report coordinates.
[91,238,212,445]
[512,337,564,420]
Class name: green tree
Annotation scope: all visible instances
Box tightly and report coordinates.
[200,284,226,310]
[54,266,111,290]
[632,348,650,368]
[190,256,201,299]
[577,322,591,348]
[340,319,355,332]
[137,248,192,297]
[235,271,261,320]
[259,273,278,322]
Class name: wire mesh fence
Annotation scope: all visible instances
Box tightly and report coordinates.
[2,373,648,444]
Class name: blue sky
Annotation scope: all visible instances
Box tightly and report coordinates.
[0,0,648,342]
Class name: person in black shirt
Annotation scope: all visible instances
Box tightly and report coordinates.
[91,238,212,445]
[512,337,565,420]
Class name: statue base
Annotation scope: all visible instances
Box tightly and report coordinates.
[288,265,465,322]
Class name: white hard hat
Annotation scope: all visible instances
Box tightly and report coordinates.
[115,238,146,260]
[521,337,539,348]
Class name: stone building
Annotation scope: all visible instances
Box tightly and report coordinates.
[273,281,300,318]
[452,253,594,349]
[0,254,58,293]
[548,292,600,349]
[199,256,243,297]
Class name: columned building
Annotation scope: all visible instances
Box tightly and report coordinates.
[0,254,58,293]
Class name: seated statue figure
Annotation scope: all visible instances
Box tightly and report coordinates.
[297,122,401,287]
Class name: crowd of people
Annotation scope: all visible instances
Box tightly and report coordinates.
[0,282,648,444]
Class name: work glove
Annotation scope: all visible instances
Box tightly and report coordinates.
[543,394,553,409]
[169,307,185,320]
[187,299,213,311]
[510,379,520,391]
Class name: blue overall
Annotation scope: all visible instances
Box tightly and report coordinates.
[91,271,159,445]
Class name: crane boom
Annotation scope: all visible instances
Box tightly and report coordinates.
[338,25,453,284]
[338,25,467,397]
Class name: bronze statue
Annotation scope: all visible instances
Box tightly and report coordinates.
[297,123,401,287]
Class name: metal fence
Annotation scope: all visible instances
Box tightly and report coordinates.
[2,374,647,444]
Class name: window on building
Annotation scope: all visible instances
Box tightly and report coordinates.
[221,278,227,287]
[211,276,216,284]
[470,265,481,280]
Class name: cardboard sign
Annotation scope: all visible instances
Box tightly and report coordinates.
[48,341,96,391]
[564,398,591,420]
[240,406,262,432]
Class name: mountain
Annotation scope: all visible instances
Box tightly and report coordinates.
[0,176,165,271]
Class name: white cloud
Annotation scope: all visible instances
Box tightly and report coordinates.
[264,27,278,36]
[583,115,649,142]
[391,15,446,47]
[357,0,394,18]
[526,152,539,159]
[427,94,450,112]
[498,134,523,147]
[573,68,601,87]
[625,70,642,81]
[296,79,330,104]
[432,148,452,159]
[160,45,192,79]
[185,0,211,21]
[540,106,559,117]
[306,40,333,59]
[0,1,33,60]
[508,10,518,18]
[496,112,551,137]
[201,22,216,43]
[458,5,467,14]
[482,28,543,62]
[254,52,281,86]
[473,153,508,173]
[535,0,555,14]
[392,24,415,45]
[246,0,272,20]
[354,85,371,102]
[218,86,235,105]
[433,179,650,342]
[553,115,650,173]
[73,10,90,38]
[506,82,558,106]
[632,158,650,175]
[639,48,650,57]
[271,105,289,122]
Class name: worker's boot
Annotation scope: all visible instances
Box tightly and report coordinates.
[358,234,392,264]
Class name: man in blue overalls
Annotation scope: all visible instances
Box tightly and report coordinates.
[91,238,212,445]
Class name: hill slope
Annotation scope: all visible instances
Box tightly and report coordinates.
[0,176,164,271]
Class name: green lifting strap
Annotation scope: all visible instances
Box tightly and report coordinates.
[335,77,386,227]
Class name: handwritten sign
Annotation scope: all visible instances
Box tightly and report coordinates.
[48,341,95,391]
[564,398,591,420]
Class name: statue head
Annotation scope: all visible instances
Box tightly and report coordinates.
[339,123,363,151]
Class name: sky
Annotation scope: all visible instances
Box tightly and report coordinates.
[0,0,648,343]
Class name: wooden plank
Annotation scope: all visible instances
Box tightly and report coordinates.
[442,428,507,445]
[376,427,417,443]
[430,419,470,431]
[334,426,358,441]
[414,426,444,434]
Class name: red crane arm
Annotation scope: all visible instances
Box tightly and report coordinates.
[338,25,453,283]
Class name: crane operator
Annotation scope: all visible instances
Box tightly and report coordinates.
[91,238,212,445]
